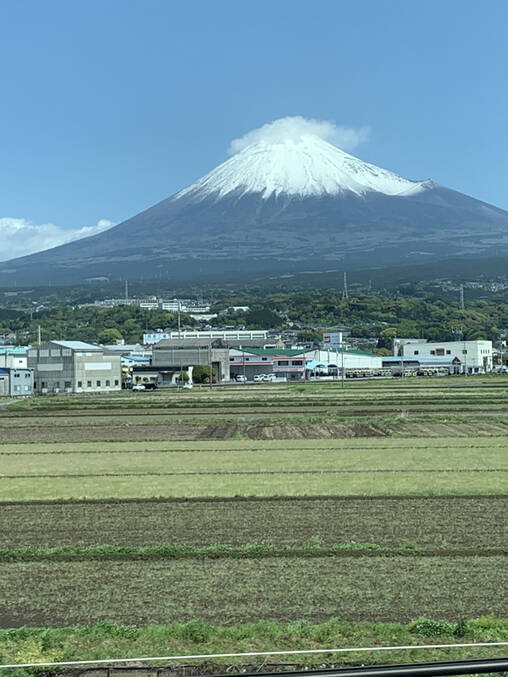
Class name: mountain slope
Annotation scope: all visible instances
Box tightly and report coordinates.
[2,136,508,285]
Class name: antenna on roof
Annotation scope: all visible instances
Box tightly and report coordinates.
[342,271,349,300]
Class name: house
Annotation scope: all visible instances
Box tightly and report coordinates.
[0,346,28,369]
[27,340,122,394]
[0,368,34,396]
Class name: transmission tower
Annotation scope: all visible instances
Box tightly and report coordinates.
[459,284,465,311]
[342,271,349,300]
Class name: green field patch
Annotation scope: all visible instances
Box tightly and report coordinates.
[0,556,504,627]
[1,470,506,501]
[1,441,506,500]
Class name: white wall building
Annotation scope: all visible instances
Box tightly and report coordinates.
[144,330,268,345]
[400,340,493,373]
[0,347,28,369]
[308,348,382,371]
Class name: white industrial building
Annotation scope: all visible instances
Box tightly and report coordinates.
[307,348,382,371]
[144,329,269,345]
[400,340,492,373]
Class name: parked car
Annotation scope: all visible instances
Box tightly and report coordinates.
[236,374,247,382]
[132,383,146,391]
[253,374,267,382]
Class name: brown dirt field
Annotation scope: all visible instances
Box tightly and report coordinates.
[2,420,508,443]
[244,423,386,438]
[390,421,508,437]
[0,424,238,443]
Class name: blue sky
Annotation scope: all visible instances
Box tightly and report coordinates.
[1,0,507,258]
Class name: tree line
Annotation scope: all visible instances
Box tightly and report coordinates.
[1,293,507,345]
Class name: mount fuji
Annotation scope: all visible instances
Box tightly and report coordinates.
[2,125,508,285]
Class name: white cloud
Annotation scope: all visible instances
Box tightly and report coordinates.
[0,217,115,262]
[228,116,370,155]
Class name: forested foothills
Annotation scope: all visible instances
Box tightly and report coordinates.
[213,293,508,342]
[1,292,507,344]
[0,306,190,344]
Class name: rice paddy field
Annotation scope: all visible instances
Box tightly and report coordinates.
[0,377,507,673]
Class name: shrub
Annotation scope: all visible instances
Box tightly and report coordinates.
[408,617,456,637]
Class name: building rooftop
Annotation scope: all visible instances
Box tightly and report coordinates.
[155,338,228,349]
[240,347,306,357]
[0,346,28,355]
[51,340,101,351]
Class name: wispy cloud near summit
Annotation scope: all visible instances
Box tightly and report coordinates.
[228,116,370,155]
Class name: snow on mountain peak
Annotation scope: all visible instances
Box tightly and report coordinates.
[175,121,425,201]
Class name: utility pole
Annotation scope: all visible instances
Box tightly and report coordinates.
[125,279,129,301]
[177,301,181,338]
[37,325,41,345]
[208,342,213,389]
[459,284,465,311]
[341,340,345,388]
[342,272,349,300]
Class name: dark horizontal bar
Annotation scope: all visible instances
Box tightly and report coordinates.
[210,658,508,677]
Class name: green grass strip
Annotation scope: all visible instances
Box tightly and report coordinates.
[1,617,507,671]
[0,542,505,562]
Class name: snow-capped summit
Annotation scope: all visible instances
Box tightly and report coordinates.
[176,135,425,201]
[1,116,508,286]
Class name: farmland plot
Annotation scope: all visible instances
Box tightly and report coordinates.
[0,378,506,669]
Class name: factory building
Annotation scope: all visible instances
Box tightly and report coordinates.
[143,329,270,347]
[27,340,122,394]
[399,340,493,373]
[132,338,231,386]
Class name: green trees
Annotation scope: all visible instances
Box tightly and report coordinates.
[192,365,216,384]
[97,328,123,344]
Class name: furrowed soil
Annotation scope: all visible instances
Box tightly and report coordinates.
[1,496,505,550]
[3,420,508,443]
